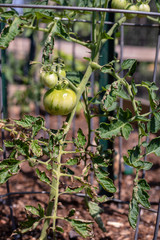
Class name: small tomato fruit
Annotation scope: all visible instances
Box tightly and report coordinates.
[125,4,139,19]
[43,88,77,115]
[58,69,66,78]
[40,68,58,89]
[111,0,127,9]
[138,3,150,18]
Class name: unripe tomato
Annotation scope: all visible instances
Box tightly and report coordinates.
[40,68,58,89]
[138,3,150,18]
[43,88,77,115]
[58,69,66,78]
[111,0,127,9]
[125,4,139,19]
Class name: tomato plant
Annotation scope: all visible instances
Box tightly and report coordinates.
[0,1,158,240]
[43,88,77,115]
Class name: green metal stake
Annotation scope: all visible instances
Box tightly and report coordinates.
[99,10,115,196]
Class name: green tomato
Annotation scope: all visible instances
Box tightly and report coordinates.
[138,3,150,18]
[43,88,77,115]
[40,68,58,89]
[111,0,127,9]
[125,4,139,19]
[58,69,66,78]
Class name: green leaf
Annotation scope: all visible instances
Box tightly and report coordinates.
[32,118,44,137]
[74,128,86,148]
[88,201,106,232]
[121,123,133,140]
[115,86,130,100]
[0,158,20,168]
[65,157,79,166]
[16,139,29,156]
[124,146,141,166]
[0,10,18,19]
[36,168,51,185]
[56,225,64,233]
[136,188,150,209]
[0,159,20,184]
[25,205,41,217]
[121,59,137,76]
[68,208,76,218]
[66,71,82,86]
[4,139,29,156]
[128,197,139,229]
[156,0,160,12]
[131,79,138,96]
[67,219,93,238]
[146,137,160,156]
[55,20,70,41]
[0,17,26,49]
[138,179,150,191]
[19,216,40,234]
[65,186,84,194]
[133,160,152,170]
[147,115,160,133]
[134,115,150,122]
[0,169,12,184]
[30,140,43,157]
[95,168,116,193]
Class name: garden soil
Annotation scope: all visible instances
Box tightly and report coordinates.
[0,111,160,240]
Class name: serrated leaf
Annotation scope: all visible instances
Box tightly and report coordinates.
[25,206,41,217]
[0,158,20,168]
[88,201,106,232]
[134,115,149,122]
[32,118,44,137]
[30,140,43,157]
[68,208,76,218]
[56,225,64,233]
[19,216,40,234]
[65,157,79,166]
[121,123,133,140]
[0,169,12,184]
[128,197,139,229]
[65,186,84,194]
[0,17,26,49]
[121,59,137,76]
[115,86,130,100]
[136,188,150,208]
[146,137,160,156]
[147,115,160,133]
[67,219,93,238]
[36,168,51,185]
[74,128,86,148]
[95,169,116,193]
[0,10,18,19]
[133,160,152,170]
[25,204,44,218]
[0,160,20,184]
[66,71,82,86]
[138,179,150,191]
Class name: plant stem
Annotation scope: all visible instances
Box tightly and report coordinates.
[40,144,62,240]
[52,145,62,239]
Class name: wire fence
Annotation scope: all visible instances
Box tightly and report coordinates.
[0,2,160,240]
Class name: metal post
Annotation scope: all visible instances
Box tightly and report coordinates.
[99,7,115,196]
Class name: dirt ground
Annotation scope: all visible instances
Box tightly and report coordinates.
[0,110,160,240]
